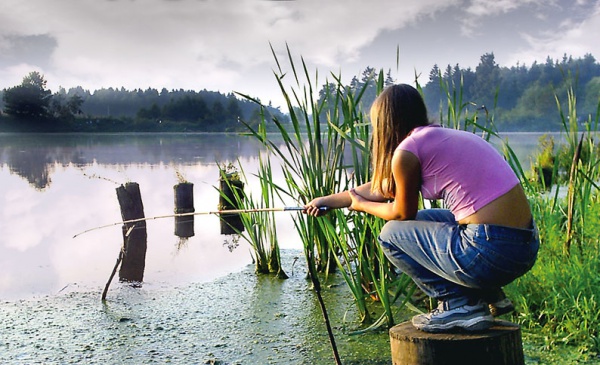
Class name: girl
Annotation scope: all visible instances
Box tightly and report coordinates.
[304,84,539,333]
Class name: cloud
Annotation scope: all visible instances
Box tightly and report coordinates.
[460,0,551,37]
[0,0,455,91]
[0,34,57,69]
[465,0,543,16]
[0,0,598,105]
[507,1,600,66]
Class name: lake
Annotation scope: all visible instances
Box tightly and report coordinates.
[0,133,306,301]
[0,131,566,365]
[0,131,556,301]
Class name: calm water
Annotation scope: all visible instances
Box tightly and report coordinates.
[0,133,305,301]
[0,131,556,301]
[0,131,583,365]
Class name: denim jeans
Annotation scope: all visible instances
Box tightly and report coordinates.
[378,209,539,308]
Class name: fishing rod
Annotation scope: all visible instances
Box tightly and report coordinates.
[72,206,328,238]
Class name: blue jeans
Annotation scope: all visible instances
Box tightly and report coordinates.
[378,209,539,308]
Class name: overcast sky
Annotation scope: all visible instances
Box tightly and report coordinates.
[1,0,599,107]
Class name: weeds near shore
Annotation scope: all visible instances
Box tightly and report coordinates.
[509,85,600,356]
[235,46,600,357]
[217,160,287,278]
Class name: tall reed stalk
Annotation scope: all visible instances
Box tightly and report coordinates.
[217,159,287,278]
[237,47,347,274]
[237,46,416,329]
[555,87,600,255]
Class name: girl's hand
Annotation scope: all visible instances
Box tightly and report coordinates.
[348,188,367,212]
[304,198,330,217]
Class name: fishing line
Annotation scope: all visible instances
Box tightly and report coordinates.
[72,206,328,238]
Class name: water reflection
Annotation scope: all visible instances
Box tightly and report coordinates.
[3,142,53,190]
[0,133,302,301]
[0,132,550,301]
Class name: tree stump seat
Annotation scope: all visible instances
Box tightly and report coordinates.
[389,319,524,365]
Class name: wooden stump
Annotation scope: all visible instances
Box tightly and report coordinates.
[389,320,524,365]
[174,182,194,238]
[219,173,244,235]
[174,182,194,214]
[116,182,147,284]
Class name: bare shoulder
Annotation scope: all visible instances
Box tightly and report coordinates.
[392,148,420,170]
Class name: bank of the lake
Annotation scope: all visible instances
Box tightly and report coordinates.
[1,251,394,365]
[1,250,597,365]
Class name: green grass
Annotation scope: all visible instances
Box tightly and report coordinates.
[506,85,600,358]
[234,47,600,359]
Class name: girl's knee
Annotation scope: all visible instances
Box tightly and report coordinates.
[378,220,403,243]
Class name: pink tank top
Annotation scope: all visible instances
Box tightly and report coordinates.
[397,125,519,221]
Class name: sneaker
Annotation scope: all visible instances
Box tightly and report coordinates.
[488,298,515,317]
[412,300,494,333]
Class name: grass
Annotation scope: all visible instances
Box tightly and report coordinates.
[233,47,600,359]
[508,85,600,357]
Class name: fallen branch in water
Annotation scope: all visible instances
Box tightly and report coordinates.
[101,225,135,301]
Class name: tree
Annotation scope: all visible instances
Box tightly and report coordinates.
[583,76,600,116]
[470,53,500,107]
[3,71,52,119]
[423,64,443,113]
[50,87,84,120]
[428,64,441,84]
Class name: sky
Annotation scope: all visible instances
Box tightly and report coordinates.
[1,0,599,108]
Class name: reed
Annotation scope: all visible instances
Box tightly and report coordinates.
[239,49,600,357]
[217,160,287,278]
[236,46,419,329]
[237,45,350,275]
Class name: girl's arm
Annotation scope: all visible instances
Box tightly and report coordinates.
[349,150,420,221]
[304,182,387,216]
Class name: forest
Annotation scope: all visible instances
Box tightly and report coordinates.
[315,52,600,132]
[1,52,599,132]
[422,52,600,130]
[0,72,287,133]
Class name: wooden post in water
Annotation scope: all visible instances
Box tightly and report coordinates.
[174,182,195,238]
[116,182,147,284]
[389,320,525,365]
[219,172,245,235]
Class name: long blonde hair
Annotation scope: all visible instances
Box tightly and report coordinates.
[370,84,429,197]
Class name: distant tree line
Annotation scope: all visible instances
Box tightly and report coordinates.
[317,53,600,131]
[423,53,600,131]
[3,52,599,133]
[0,72,287,132]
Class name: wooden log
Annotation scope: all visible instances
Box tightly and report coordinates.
[389,320,525,365]
[174,182,195,238]
[174,182,195,213]
[116,182,147,284]
[219,173,245,235]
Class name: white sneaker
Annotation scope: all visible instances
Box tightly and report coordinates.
[412,300,494,333]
